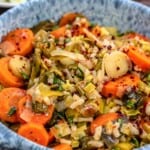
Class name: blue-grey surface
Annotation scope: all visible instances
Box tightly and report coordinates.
[0,0,150,149]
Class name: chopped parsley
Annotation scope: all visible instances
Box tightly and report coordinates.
[126,99,136,109]
[20,72,29,80]
[8,107,17,116]
[32,101,48,114]
[53,74,63,91]
[75,67,84,79]
[67,116,74,124]
[64,38,71,43]
[131,137,139,148]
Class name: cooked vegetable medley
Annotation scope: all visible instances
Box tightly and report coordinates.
[0,12,150,150]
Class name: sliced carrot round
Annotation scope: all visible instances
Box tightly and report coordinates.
[101,74,140,98]
[0,57,23,87]
[18,122,49,146]
[126,47,150,71]
[53,143,72,150]
[59,12,79,26]
[18,95,54,125]
[90,113,119,134]
[0,88,26,123]
[50,26,67,38]
[0,28,34,56]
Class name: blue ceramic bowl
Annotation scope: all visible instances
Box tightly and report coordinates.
[0,0,150,149]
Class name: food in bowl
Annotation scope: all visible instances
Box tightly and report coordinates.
[0,12,150,150]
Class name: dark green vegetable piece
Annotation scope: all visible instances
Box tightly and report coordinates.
[75,67,84,79]
[78,136,94,150]
[67,116,74,124]
[28,65,36,88]
[20,72,30,80]
[32,101,48,114]
[34,48,42,74]
[131,137,140,148]
[118,118,124,126]
[64,38,71,43]
[31,20,57,33]
[51,25,60,31]
[52,74,63,91]
[53,75,62,84]
[146,74,150,81]
[95,59,102,70]
[117,30,135,37]
[8,107,17,116]
[28,48,42,87]
[56,111,66,120]
[112,147,120,150]
[89,23,96,28]
[126,99,136,109]
[122,89,144,109]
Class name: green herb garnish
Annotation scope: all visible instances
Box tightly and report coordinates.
[89,23,96,28]
[65,38,71,43]
[8,107,17,116]
[53,75,62,84]
[67,116,74,124]
[52,25,59,31]
[53,74,64,91]
[131,137,139,148]
[76,67,84,79]
[32,101,48,114]
[56,111,65,120]
[126,99,136,109]
[20,72,29,80]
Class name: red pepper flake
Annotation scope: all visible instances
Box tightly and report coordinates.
[17,47,21,51]
[16,42,19,46]
[116,66,120,70]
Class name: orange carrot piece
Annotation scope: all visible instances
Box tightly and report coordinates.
[0,88,26,123]
[126,32,150,42]
[0,57,23,87]
[126,47,150,71]
[53,143,72,150]
[72,19,90,36]
[91,25,101,37]
[50,26,66,38]
[18,123,49,146]
[101,74,140,98]
[59,12,79,26]
[90,113,119,134]
[0,28,34,56]
[18,95,54,125]
[48,130,55,143]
